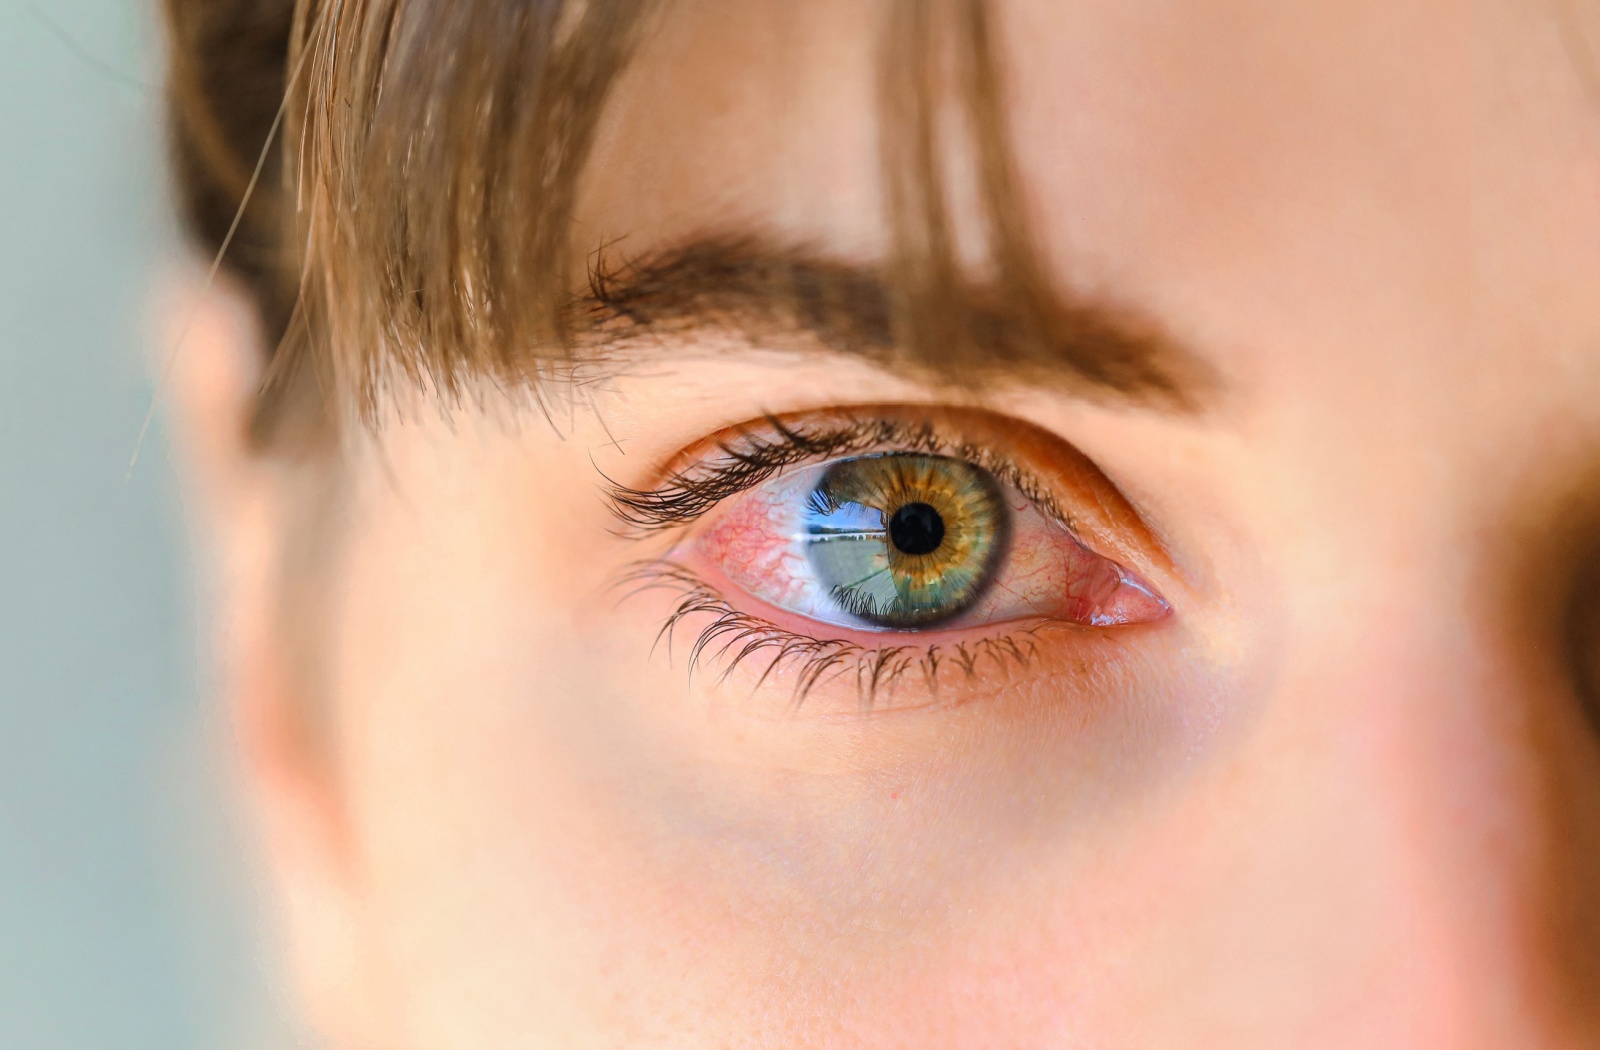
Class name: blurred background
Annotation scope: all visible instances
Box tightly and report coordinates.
[1,1,295,1046]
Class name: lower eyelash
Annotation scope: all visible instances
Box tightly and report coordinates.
[615,560,1047,712]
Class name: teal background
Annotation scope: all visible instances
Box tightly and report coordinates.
[0,2,294,1046]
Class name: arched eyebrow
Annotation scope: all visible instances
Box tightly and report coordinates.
[572,236,1216,412]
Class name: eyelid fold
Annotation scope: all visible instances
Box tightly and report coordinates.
[607,405,1173,576]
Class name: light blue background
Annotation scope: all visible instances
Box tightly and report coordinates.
[1,2,295,1046]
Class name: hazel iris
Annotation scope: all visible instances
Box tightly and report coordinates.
[801,454,1010,628]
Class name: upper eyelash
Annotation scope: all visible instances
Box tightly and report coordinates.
[605,413,1074,534]
[606,415,861,531]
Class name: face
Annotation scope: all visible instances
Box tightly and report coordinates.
[176,0,1600,1045]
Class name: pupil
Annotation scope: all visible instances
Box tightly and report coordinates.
[888,502,946,556]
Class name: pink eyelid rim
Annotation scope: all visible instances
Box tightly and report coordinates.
[679,553,1169,654]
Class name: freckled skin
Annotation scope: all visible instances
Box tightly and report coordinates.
[179,1,1600,1047]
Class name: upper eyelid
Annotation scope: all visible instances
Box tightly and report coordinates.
[604,414,1079,537]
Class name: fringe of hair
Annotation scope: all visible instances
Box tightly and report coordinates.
[164,0,1088,448]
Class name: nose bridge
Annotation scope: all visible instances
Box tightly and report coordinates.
[1296,521,1600,1039]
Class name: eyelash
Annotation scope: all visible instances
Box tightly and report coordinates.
[605,413,1089,710]
[608,414,1074,534]
[615,561,1051,711]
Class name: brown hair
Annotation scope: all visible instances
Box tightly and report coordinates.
[163,0,1181,446]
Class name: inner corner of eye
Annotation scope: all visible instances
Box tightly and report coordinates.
[692,449,1168,633]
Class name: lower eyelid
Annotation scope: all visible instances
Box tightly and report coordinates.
[686,547,1162,645]
[616,558,1166,716]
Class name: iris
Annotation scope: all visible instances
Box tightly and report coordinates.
[802,454,1010,628]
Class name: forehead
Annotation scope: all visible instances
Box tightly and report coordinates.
[578,0,1600,416]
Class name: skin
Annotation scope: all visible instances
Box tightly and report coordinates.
[173,0,1600,1045]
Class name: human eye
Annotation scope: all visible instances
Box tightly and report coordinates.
[609,408,1173,710]
[701,450,1166,631]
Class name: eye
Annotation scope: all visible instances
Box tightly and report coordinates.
[699,451,1167,633]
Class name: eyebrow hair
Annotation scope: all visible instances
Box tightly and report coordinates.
[573,236,1214,411]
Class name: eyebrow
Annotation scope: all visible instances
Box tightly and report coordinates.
[573,235,1214,411]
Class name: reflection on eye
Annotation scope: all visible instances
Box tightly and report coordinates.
[702,452,1168,633]
[803,455,1010,628]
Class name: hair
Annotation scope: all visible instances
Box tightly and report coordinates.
[162,0,1165,449]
